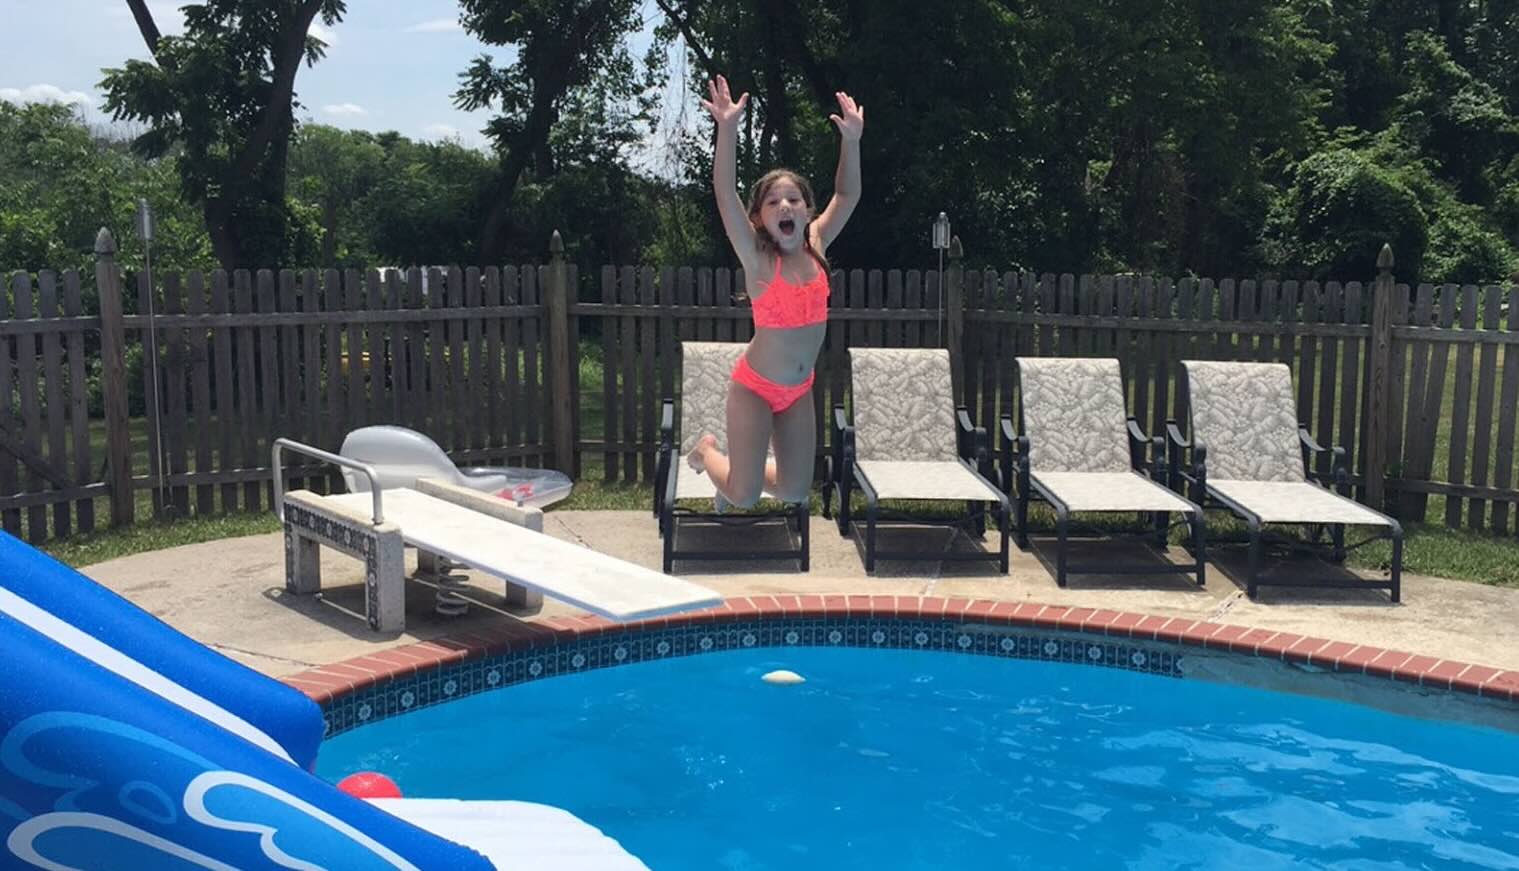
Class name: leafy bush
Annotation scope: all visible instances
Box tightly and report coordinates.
[1424,209,1516,285]
[1282,148,1428,281]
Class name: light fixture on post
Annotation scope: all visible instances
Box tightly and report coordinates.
[932,211,951,343]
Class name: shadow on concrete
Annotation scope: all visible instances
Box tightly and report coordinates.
[1019,535,1210,593]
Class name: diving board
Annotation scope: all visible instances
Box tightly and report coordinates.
[275,438,720,633]
[328,487,721,620]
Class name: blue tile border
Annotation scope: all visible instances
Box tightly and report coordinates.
[320,617,1183,738]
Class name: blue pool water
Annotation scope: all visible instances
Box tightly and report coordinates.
[318,648,1519,870]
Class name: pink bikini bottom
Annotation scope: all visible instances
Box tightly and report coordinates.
[732,355,814,414]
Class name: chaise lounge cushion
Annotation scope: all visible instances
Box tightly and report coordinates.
[849,348,999,502]
[1016,357,1193,514]
[1183,360,1305,483]
[850,347,959,462]
[1183,360,1391,527]
[1205,480,1392,526]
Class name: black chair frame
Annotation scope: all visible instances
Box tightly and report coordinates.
[998,409,1206,589]
[1165,417,1402,602]
[653,399,810,574]
[822,403,1009,574]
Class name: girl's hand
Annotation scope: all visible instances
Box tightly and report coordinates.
[829,91,864,141]
[701,75,749,129]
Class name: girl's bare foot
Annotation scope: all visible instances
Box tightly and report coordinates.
[687,434,718,472]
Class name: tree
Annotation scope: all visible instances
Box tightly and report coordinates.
[288,125,385,267]
[453,0,649,262]
[100,0,345,269]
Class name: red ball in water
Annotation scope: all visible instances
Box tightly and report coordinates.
[337,771,402,799]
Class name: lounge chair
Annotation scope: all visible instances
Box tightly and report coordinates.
[1001,357,1205,587]
[1168,360,1403,601]
[653,342,810,573]
[824,347,1009,573]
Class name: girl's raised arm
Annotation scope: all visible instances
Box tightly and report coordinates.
[701,75,761,270]
[811,90,864,252]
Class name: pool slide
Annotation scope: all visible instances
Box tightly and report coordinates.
[0,532,650,870]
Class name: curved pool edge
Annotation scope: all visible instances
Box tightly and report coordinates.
[283,596,1519,737]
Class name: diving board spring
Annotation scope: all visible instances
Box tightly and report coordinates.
[416,551,471,617]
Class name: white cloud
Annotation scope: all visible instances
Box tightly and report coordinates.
[0,84,95,108]
[309,21,338,46]
[421,123,460,140]
[405,17,463,33]
[322,102,367,117]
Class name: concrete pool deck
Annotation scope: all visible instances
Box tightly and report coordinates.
[79,510,1519,699]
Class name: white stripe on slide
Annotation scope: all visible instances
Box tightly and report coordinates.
[0,587,293,764]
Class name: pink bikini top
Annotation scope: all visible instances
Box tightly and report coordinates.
[750,255,830,329]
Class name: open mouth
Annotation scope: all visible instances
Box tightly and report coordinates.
[778,218,796,236]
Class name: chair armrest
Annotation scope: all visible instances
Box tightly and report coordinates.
[1127,417,1167,482]
[828,404,849,484]
[956,406,976,434]
[998,415,1028,495]
[834,405,856,458]
[956,406,988,464]
[1299,424,1327,481]
[1126,416,1151,470]
[659,399,674,450]
[1164,419,1189,491]
[999,415,1013,493]
[1330,446,1349,487]
[1298,424,1327,454]
[1165,420,1190,450]
[1191,442,1208,498]
[654,399,675,517]
[1299,425,1349,486]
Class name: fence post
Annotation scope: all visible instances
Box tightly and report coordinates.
[946,235,965,404]
[95,228,135,527]
[1364,244,1395,512]
[544,231,575,474]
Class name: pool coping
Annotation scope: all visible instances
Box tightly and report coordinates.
[282,595,1519,708]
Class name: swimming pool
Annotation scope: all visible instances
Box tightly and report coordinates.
[318,645,1519,870]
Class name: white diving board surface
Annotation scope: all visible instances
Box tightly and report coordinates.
[369,799,652,871]
[325,488,721,621]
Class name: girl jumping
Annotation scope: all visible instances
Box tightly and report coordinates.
[686,74,864,508]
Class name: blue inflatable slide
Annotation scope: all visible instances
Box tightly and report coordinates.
[0,531,495,870]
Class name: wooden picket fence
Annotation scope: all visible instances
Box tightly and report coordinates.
[3,231,1518,545]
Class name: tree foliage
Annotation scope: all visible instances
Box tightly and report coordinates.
[6,0,1519,285]
[99,0,345,269]
[452,0,654,261]
[0,100,211,280]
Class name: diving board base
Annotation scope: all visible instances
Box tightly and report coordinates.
[282,491,407,632]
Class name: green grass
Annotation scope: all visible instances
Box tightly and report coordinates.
[1346,522,1519,586]
[41,492,280,568]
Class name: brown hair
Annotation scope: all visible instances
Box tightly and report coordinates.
[746,168,829,271]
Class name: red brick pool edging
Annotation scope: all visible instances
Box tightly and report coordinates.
[280,596,1519,707]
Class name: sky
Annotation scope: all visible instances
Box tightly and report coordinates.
[1,0,697,173]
